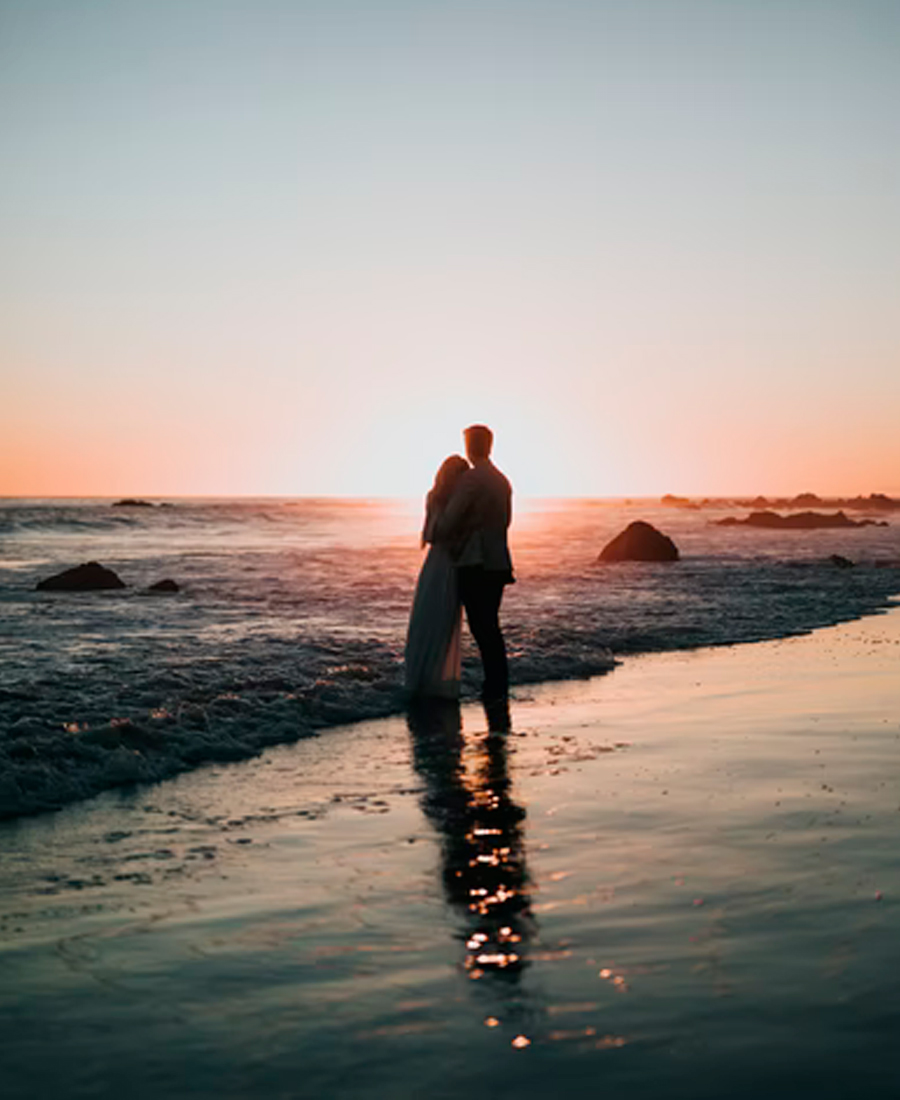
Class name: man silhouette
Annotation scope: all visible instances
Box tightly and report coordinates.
[438,424,514,702]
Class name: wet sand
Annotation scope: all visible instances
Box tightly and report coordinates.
[2,605,900,1098]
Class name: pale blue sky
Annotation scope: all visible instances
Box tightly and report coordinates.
[2,0,898,495]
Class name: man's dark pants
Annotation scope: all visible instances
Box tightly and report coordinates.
[458,566,509,700]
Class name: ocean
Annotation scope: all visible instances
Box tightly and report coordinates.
[1,496,898,820]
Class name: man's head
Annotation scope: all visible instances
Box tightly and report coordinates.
[464,424,493,463]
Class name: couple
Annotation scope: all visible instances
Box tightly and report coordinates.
[404,424,514,704]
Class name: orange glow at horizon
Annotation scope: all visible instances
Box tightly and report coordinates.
[2,2,898,501]
[3,371,899,500]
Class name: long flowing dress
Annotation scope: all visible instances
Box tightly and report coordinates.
[404,513,462,699]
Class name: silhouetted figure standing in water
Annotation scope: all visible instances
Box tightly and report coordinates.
[437,425,514,702]
[404,455,469,698]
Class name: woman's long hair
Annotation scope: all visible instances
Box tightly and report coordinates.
[429,455,469,511]
[422,455,469,545]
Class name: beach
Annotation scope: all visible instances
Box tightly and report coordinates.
[3,497,899,821]
[5,2,899,1094]
[3,603,900,1098]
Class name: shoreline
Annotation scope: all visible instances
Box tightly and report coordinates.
[2,591,900,824]
[3,495,899,826]
[2,601,900,1096]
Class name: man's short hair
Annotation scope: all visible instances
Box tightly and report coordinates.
[464,424,493,460]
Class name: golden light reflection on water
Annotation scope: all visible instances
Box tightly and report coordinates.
[407,698,537,1044]
[406,698,635,1051]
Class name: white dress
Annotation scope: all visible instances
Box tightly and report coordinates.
[404,521,462,699]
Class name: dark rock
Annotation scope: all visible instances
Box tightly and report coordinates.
[827,554,855,569]
[715,510,887,530]
[113,499,154,508]
[599,521,680,563]
[148,578,180,593]
[729,493,900,513]
[36,562,126,591]
[862,493,900,511]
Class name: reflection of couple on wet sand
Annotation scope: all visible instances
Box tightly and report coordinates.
[404,424,514,706]
[405,427,537,1030]
[406,696,538,1031]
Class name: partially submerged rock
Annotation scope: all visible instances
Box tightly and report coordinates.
[828,554,855,569]
[715,510,887,530]
[599,521,680,563]
[148,578,180,593]
[729,493,900,512]
[863,493,900,511]
[113,498,154,507]
[35,561,126,591]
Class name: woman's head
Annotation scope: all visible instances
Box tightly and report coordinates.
[431,454,469,504]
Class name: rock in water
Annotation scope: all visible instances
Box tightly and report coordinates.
[148,578,180,593]
[715,510,886,530]
[35,561,126,591]
[828,554,855,569]
[112,498,154,507]
[599,521,680,563]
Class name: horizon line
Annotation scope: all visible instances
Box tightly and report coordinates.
[2,490,899,503]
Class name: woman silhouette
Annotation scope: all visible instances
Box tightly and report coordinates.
[404,455,469,698]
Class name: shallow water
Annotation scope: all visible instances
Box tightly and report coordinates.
[2,497,899,819]
[2,608,899,1098]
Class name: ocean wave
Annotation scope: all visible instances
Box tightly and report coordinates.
[1,499,899,821]
[2,563,899,823]
[0,513,142,535]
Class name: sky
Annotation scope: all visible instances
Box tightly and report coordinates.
[1,0,898,498]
